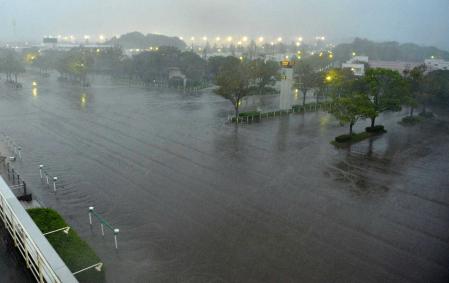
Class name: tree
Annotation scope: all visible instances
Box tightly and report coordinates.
[0,49,25,84]
[423,70,449,107]
[364,68,405,127]
[330,92,375,136]
[215,57,252,119]
[248,59,280,95]
[403,65,426,116]
[294,63,321,106]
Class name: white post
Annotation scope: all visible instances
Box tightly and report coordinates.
[46,174,49,185]
[53,177,58,192]
[39,165,43,179]
[89,207,94,225]
[17,147,21,159]
[114,229,119,249]
[101,223,104,236]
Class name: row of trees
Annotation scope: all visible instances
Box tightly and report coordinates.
[0,49,25,85]
[327,65,449,135]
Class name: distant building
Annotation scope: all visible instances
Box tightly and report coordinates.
[342,62,365,76]
[342,56,368,76]
[424,58,449,71]
[369,61,421,74]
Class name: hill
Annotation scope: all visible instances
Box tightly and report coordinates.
[333,38,449,62]
[106,32,186,50]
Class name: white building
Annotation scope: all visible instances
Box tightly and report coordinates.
[425,59,449,71]
[342,62,365,76]
[341,55,368,76]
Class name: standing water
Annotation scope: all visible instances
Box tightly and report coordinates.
[1,73,448,282]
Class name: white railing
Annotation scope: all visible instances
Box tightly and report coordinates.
[0,177,77,283]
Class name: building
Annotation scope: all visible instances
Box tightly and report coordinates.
[342,56,368,76]
[424,58,449,71]
[342,62,365,76]
[369,61,421,74]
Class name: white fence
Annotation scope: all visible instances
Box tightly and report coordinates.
[0,176,77,283]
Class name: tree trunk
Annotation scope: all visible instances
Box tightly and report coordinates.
[302,90,307,107]
[370,116,376,128]
[234,103,240,123]
[422,102,427,114]
[349,122,354,136]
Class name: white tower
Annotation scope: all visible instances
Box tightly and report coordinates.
[279,61,294,110]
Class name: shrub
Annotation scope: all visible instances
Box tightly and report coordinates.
[400,116,423,125]
[335,134,352,143]
[365,125,386,133]
[239,111,260,117]
[419,111,434,119]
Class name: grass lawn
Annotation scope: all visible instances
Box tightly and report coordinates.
[27,208,105,283]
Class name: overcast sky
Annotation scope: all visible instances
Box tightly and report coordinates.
[1,0,448,49]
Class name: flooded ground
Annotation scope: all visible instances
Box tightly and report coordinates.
[0,72,448,282]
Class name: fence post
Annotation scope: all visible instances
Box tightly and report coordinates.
[53,177,58,192]
[89,207,94,225]
[114,229,119,249]
[39,165,43,179]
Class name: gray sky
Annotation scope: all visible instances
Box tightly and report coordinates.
[1,0,448,49]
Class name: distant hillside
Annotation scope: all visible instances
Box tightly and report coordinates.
[106,32,186,50]
[333,38,449,62]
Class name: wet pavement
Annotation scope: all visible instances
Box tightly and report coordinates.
[0,72,448,282]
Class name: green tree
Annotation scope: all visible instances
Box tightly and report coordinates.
[248,59,280,95]
[364,68,405,127]
[403,65,426,116]
[330,92,375,136]
[294,63,321,106]
[215,57,252,119]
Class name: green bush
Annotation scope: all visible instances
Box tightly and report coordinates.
[239,111,260,117]
[27,208,105,283]
[419,111,435,119]
[335,134,352,143]
[365,125,386,133]
[400,116,423,125]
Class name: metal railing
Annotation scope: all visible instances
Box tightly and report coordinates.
[0,176,77,283]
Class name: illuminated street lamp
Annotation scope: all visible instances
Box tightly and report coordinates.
[326,75,332,82]
[258,36,264,43]
[277,37,282,42]
[227,36,233,42]
[215,36,220,42]
[242,36,248,42]
[202,36,208,41]
[352,52,356,56]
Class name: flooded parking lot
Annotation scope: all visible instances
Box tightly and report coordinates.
[1,73,448,282]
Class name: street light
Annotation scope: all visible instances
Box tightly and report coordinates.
[326,75,332,82]
[227,36,233,42]
[277,37,282,42]
[258,36,264,43]
[242,36,248,42]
